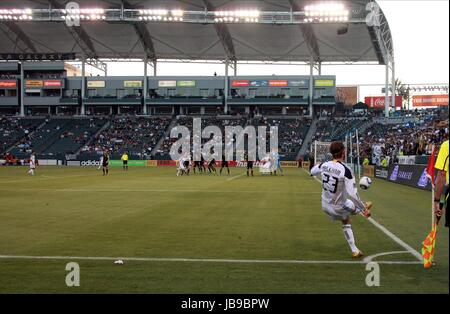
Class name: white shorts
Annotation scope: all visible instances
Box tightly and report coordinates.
[322,200,355,221]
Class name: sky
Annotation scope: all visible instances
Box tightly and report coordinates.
[85,0,449,92]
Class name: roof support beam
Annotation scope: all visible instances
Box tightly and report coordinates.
[289,0,321,62]
[122,0,157,61]
[2,23,37,53]
[203,0,236,62]
[132,23,157,61]
[47,0,98,59]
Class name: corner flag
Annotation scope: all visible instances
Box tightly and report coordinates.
[422,145,439,268]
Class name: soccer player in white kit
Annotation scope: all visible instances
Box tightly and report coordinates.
[28,152,36,175]
[177,154,189,176]
[311,141,372,258]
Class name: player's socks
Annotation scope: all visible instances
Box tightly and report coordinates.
[342,224,359,253]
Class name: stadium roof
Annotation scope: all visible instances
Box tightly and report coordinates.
[0,0,394,65]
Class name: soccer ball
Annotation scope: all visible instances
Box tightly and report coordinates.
[114,259,124,265]
[359,176,372,190]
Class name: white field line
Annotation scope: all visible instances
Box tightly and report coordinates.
[0,173,99,184]
[0,188,320,195]
[226,173,246,181]
[0,254,421,265]
[305,170,423,262]
[362,251,412,263]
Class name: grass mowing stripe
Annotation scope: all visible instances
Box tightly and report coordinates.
[0,188,321,194]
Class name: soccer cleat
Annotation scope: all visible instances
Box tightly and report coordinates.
[352,250,364,258]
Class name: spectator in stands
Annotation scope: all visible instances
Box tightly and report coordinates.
[363,157,370,166]
[381,156,388,167]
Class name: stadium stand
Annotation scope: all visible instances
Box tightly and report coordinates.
[0,117,43,155]
[81,117,172,159]
[360,111,449,159]
[43,118,107,155]
[8,118,107,158]
[1,108,447,163]
[312,117,370,143]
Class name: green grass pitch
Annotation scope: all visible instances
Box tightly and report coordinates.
[0,166,448,293]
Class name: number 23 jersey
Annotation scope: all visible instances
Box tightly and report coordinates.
[311,160,365,212]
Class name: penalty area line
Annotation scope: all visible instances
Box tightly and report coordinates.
[0,255,421,265]
[304,169,423,262]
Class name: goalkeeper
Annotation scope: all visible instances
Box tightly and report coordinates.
[311,141,372,258]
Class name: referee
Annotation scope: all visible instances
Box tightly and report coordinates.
[434,139,449,227]
[121,151,129,171]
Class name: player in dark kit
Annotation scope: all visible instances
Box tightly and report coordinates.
[245,152,254,177]
[200,155,206,173]
[102,151,109,176]
[193,160,202,174]
[183,158,190,175]
[220,154,230,176]
[208,158,217,175]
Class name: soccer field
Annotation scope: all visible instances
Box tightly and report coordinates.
[0,166,448,293]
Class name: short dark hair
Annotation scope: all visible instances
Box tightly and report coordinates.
[330,141,345,159]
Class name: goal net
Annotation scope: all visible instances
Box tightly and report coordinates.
[313,141,333,165]
[313,139,359,177]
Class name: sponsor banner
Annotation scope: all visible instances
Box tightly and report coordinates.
[80,160,101,167]
[235,161,264,167]
[158,80,177,88]
[398,156,416,165]
[374,166,389,180]
[37,159,58,166]
[385,164,438,191]
[110,160,147,167]
[302,161,310,169]
[44,80,62,88]
[87,81,105,88]
[124,81,142,88]
[0,53,76,61]
[315,79,335,87]
[147,160,158,167]
[412,94,449,107]
[0,80,16,88]
[289,80,308,87]
[250,80,268,87]
[336,86,358,107]
[280,161,299,168]
[158,160,177,167]
[67,160,81,166]
[177,81,196,87]
[231,80,249,87]
[25,89,41,93]
[25,80,43,88]
[363,165,375,178]
[269,80,288,87]
[365,96,402,109]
